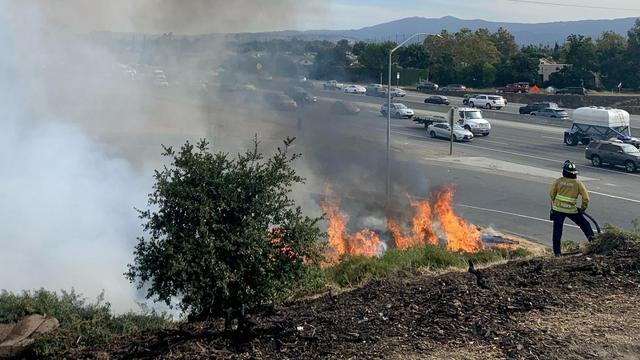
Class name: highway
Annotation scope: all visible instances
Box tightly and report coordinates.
[287,86,640,245]
[98,83,638,247]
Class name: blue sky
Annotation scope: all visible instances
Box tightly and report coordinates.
[298,0,640,30]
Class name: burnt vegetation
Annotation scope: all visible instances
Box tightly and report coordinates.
[60,227,640,359]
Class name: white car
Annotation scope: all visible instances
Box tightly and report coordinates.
[343,85,366,94]
[381,103,414,119]
[468,94,505,110]
[389,87,406,97]
[456,107,491,136]
[427,123,474,142]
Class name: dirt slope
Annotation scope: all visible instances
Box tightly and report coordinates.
[67,237,640,360]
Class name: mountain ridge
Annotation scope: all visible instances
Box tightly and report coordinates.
[251,16,639,45]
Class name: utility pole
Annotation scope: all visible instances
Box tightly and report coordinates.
[386,32,439,209]
[448,107,455,155]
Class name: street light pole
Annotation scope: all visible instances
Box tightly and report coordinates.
[386,32,435,208]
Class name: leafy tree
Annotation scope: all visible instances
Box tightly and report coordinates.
[127,138,324,321]
[547,34,596,88]
[626,19,640,87]
[491,27,518,59]
[311,43,350,80]
[563,35,597,71]
[596,31,628,89]
[397,43,429,69]
[356,42,396,81]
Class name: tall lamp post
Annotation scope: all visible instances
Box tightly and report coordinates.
[386,33,438,207]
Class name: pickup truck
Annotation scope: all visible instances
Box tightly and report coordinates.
[414,108,491,136]
[497,82,529,93]
[456,108,491,136]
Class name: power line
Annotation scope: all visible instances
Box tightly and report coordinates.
[504,0,640,12]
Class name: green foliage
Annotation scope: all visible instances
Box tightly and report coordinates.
[324,245,530,287]
[126,138,324,319]
[235,21,640,89]
[0,288,171,357]
[585,225,639,255]
[596,31,628,89]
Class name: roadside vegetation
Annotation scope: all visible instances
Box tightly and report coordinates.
[2,138,638,357]
[0,289,171,357]
[233,19,640,91]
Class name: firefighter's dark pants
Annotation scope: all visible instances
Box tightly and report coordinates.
[551,210,594,255]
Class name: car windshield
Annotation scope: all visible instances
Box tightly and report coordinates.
[453,124,465,130]
[394,104,407,109]
[488,96,502,100]
[464,111,482,119]
[622,144,640,153]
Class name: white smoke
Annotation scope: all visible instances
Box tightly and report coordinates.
[0,1,326,312]
[0,2,150,312]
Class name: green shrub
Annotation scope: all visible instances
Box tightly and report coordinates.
[0,289,171,357]
[586,225,640,255]
[126,138,324,319]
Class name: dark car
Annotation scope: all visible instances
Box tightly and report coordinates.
[424,95,450,105]
[530,108,570,119]
[586,140,640,173]
[365,83,385,97]
[416,82,439,92]
[264,93,297,110]
[518,102,558,114]
[556,87,587,95]
[331,100,360,115]
[286,86,317,104]
[462,94,476,105]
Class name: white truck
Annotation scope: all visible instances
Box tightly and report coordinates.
[564,106,639,147]
[456,107,491,136]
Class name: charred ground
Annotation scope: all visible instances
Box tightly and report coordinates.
[63,230,640,360]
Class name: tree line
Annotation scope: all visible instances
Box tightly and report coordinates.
[238,19,640,90]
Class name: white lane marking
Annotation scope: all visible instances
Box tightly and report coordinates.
[458,142,561,163]
[541,135,563,140]
[456,204,580,229]
[389,130,640,203]
[477,139,511,146]
[456,142,640,179]
[590,191,640,204]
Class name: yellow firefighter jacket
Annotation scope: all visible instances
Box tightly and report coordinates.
[549,177,590,214]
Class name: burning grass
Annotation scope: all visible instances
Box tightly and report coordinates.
[321,185,489,264]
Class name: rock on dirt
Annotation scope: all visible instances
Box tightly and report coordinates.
[63,235,640,359]
[0,314,59,358]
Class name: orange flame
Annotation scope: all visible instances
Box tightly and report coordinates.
[322,185,483,261]
[320,189,382,262]
[433,186,482,252]
[388,198,438,250]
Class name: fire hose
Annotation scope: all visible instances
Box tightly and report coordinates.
[580,210,602,236]
[550,207,602,237]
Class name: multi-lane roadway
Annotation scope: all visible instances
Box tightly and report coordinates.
[297,85,639,245]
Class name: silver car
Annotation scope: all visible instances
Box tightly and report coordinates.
[427,123,474,141]
[531,108,570,119]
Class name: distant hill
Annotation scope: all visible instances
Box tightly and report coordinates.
[240,16,639,45]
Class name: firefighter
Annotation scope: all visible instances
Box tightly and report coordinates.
[549,160,594,256]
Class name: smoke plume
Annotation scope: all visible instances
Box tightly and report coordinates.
[0,1,325,312]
